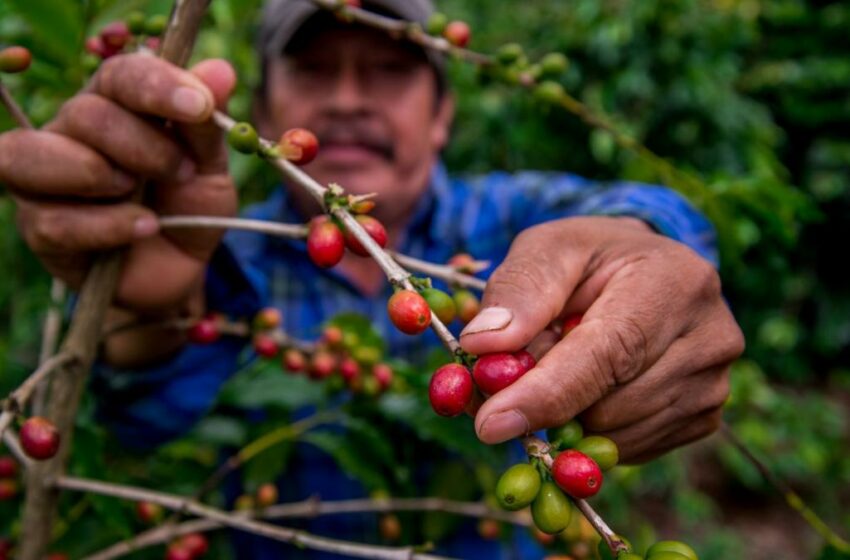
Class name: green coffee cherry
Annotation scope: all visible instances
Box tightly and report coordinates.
[646,541,697,560]
[127,11,146,34]
[534,80,565,104]
[495,463,541,511]
[144,14,168,36]
[618,555,644,560]
[530,481,571,534]
[597,535,633,560]
[540,52,569,77]
[227,122,260,154]
[421,288,457,325]
[646,553,690,560]
[496,43,524,65]
[426,12,448,35]
[546,419,583,449]
[574,435,619,471]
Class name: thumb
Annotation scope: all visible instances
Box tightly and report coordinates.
[459,225,588,355]
[177,58,237,174]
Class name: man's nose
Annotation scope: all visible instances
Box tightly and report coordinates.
[326,63,370,114]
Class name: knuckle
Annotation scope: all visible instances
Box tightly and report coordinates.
[689,254,722,300]
[594,315,648,386]
[30,209,69,252]
[59,93,109,135]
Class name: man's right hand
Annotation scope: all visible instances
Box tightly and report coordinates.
[0,54,238,314]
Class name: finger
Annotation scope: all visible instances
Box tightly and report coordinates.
[90,53,215,123]
[0,129,136,198]
[47,93,192,182]
[459,221,588,354]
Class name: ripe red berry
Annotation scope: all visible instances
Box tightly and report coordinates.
[344,215,388,256]
[0,456,17,478]
[339,357,360,383]
[187,318,220,344]
[472,352,527,395]
[282,348,306,373]
[309,351,337,380]
[387,290,431,335]
[372,363,393,391]
[144,37,161,51]
[100,21,131,50]
[443,21,471,47]
[561,313,582,337]
[551,449,603,499]
[513,350,536,373]
[0,46,32,74]
[165,544,193,560]
[343,0,362,7]
[477,518,501,540]
[256,483,278,507]
[429,363,473,417]
[307,217,345,268]
[0,479,17,500]
[280,128,319,165]
[254,307,282,330]
[179,533,209,557]
[20,416,60,460]
[136,501,164,524]
[253,333,279,358]
[322,325,344,347]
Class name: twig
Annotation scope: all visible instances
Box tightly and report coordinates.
[720,423,850,552]
[32,279,68,416]
[389,251,486,292]
[0,79,32,128]
[3,430,33,470]
[57,476,455,560]
[86,495,527,560]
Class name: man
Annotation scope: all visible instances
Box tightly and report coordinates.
[0,0,743,555]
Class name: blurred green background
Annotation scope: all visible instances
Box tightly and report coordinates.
[1,0,849,559]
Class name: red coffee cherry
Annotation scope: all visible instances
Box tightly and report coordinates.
[0,479,17,500]
[339,357,360,383]
[252,333,279,358]
[387,290,432,335]
[0,46,32,74]
[551,449,603,499]
[307,216,345,268]
[429,363,473,417]
[180,533,209,557]
[165,544,193,560]
[256,483,278,507]
[254,307,282,330]
[280,128,319,165]
[0,456,17,478]
[443,21,471,47]
[20,417,60,460]
[136,501,164,524]
[343,0,362,7]
[187,317,220,344]
[513,350,536,373]
[344,215,388,257]
[282,349,306,373]
[322,325,344,347]
[472,352,527,395]
[561,313,582,337]
[144,37,161,51]
[447,253,476,273]
[309,350,337,380]
[372,363,393,391]
[100,21,131,50]
[477,518,501,540]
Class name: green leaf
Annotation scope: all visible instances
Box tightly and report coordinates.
[219,366,325,410]
[7,0,84,66]
[301,430,387,492]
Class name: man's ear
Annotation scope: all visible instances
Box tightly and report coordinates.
[431,91,456,153]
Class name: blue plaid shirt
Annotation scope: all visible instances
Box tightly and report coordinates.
[93,162,716,558]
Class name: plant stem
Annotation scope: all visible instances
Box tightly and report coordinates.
[0,79,32,128]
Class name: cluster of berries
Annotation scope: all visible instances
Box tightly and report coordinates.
[227,122,319,167]
[233,482,279,512]
[425,13,472,48]
[597,538,700,560]
[84,13,168,60]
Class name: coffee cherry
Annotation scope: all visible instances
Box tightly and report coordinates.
[20,417,60,460]
[421,288,456,324]
[477,518,501,540]
[373,363,393,391]
[387,290,431,335]
[323,325,344,347]
[0,479,17,500]
[472,352,527,395]
[187,318,220,344]
[309,350,337,380]
[46,554,69,560]
[647,553,692,560]
[307,217,345,268]
[344,215,387,256]
[531,526,556,546]
[179,533,209,557]
[145,37,161,51]
[165,544,193,560]
[561,313,582,337]
[426,12,448,35]
[453,289,480,323]
[256,483,278,507]
[443,21,471,47]
[379,513,401,541]
[254,307,282,330]
[513,350,536,373]
[546,419,583,450]
[531,481,571,534]
[339,357,360,383]
[227,122,259,154]
[282,349,306,373]
[0,46,32,74]
[645,541,698,560]
[540,52,569,77]
[136,501,164,524]
[234,494,255,511]
[145,14,168,36]
[252,333,279,358]
[617,555,644,560]
[280,128,319,165]
[352,345,381,365]
[0,456,17,478]
[429,363,473,417]
[447,253,476,273]
[497,43,524,65]
[534,81,565,104]
[574,436,619,471]
[349,198,375,214]
[597,535,633,560]
[100,21,131,50]
[495,463,541,511]
[551,450,603,499]
[127,11,147,34]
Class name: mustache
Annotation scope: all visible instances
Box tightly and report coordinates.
[314,123,395,161]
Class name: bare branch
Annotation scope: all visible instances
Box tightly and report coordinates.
[32,279,68,416]
[0,79,33,129]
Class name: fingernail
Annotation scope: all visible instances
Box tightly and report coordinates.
[171,86,209,119]
[460,306,512,337]
[176,158,196,183]
[478,410,529,443]
[133,216,159,238]
[113,170,135,192]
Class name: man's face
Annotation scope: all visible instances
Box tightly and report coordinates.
[259,23,454,224]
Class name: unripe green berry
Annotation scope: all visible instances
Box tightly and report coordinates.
[645,541,697,560]
[496,43,524,65]
[546,419,583,449]
[646,553,690,560]
[540,52,569,77]
[530,481,571,534]
[618,554,644,560]
[426,12,448,35]
[421,287,456,325]
[597,536,633,560]
[495,463,541,511]
[534,80,565,104]
[574,435,619,471]
[127,11,147,34]
[144,14,168,36]
[227,122,260,154]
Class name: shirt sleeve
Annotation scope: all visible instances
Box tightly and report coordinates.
[91,193,283,449]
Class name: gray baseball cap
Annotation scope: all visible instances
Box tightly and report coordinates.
[258,0,446,89]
